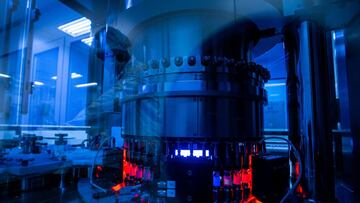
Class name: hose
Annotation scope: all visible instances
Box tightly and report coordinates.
[259,136,303,203]
[89,136,112,192]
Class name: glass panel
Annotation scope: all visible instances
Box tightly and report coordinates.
[0,1,30,125]
[66,40,90,125]
[255,42,288,131]
[331,30,354,194]
[264,79,288,131]
[0,50,23,124]
[332,30,351,130]
[28,48,59,125]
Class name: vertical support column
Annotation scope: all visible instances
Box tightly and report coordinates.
[298,21,336,202]
[283,22,305,194]
[284,23,301,153]
[344,15,360,193]
[18,0,38,122]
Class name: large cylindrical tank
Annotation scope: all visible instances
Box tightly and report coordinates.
[120,11,269,140]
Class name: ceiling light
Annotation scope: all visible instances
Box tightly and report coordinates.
[71,72,83,79]
[81,36,93,46]
[33,81,44,86]
[58,17,91,37]
[265,83,286,87]
[51,76,57,80]
[0,73,10,78]
[75,82,97,88]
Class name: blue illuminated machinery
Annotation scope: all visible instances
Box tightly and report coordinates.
[118,7,271,202]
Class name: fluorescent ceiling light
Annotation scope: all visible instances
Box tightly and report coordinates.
[265,83,286,87]
[33,81,44,86]
[71,72,82,79]
[58,17,91,37]
[126,0,133,9]
[75,82,97,88]
[51,76,57,80]
[0,73,10,78]
[81,36,93,46]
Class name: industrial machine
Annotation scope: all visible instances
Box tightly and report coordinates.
[0,0,359,202]
[117,7,272,202]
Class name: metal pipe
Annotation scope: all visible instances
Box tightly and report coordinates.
[298,21,336,202]
[283,22,307,196]
[18,0,38,119]
[284,23,301,153]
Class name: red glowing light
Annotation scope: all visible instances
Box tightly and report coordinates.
[123,149,127,160]
[295,162,300,175]
[244,196,263,203]
[241,169,252,183]
[95,165,103,178]
[233,171,241,185]
[111,183,122,192]
[130,164,137,177]
[295,162,307,197]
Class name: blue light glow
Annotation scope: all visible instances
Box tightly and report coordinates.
[175,149,210,158]
[126,0,133,9]
[180,150,191,157]
[265,83,286,87]
[193,150,203,157]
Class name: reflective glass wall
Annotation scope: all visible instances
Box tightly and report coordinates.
[0,1,288,130]
[0,0,92,128]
